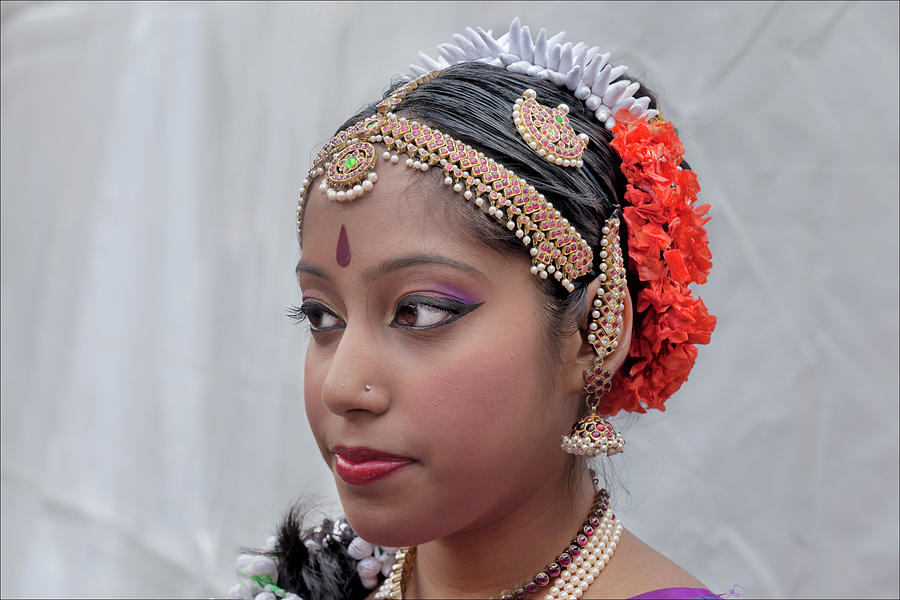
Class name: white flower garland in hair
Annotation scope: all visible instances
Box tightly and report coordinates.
[230,536,302,600]
[347,537,399,590]
[406,17,657,130]
[229,531,397,600]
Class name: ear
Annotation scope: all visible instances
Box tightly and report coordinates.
[559,276,634,398]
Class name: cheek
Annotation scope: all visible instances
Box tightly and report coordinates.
[398,324,557,480]
[303,346,329,452]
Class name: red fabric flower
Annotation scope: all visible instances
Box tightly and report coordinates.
[598,114,717,415]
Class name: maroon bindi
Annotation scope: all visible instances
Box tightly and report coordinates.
[336,224,351,267]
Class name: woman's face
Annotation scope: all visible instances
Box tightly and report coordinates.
[298,162,581,547]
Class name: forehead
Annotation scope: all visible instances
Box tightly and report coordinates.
[300,160,490,270]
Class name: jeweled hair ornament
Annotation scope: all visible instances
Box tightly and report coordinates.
[513,88,589,167]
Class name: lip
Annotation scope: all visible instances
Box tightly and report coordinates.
[333,446,414,486]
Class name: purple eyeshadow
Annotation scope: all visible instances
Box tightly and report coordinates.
[428,283,482,305]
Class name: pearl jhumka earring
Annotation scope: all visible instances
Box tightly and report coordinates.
[560,217,626,457]
[509,91,626,458]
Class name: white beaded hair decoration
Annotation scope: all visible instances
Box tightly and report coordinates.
[406,17,656,131]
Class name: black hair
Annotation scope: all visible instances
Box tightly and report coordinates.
[239,502,369,600]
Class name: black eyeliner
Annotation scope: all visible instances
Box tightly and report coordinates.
[296,299,345,332]
[392,294,484,330]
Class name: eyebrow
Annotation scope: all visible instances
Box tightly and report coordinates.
[295,253,486,282]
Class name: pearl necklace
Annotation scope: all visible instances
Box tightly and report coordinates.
[374,490,623,600]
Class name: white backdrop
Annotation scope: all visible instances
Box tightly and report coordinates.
[2,1,898,597]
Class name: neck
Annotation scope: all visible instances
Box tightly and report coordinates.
[405,468,598,599]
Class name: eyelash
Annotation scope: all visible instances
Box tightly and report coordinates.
[286,304,308,324]
[286,301,342,332]
[285,295,481,332]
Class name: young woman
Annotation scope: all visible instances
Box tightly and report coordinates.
[232,19,718,600]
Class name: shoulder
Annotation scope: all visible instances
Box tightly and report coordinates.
[583,528,707,600]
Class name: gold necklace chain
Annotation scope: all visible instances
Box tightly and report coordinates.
[374,490,620,600]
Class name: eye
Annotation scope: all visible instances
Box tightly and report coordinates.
[294,300,344,332]
[392,294,482,331]
[394,302,452,329]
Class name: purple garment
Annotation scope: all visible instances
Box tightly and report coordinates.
[628,587,719,599]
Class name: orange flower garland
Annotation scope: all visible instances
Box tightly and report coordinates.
[599,114,717,415]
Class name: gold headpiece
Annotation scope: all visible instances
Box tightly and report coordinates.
[296,72,604,292]
[512,89,589,168]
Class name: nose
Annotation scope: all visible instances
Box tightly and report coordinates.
[319,321,390,417]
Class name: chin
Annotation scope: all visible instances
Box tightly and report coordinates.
[339,495,444,548]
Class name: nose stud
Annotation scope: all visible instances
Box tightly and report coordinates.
[364,385,372,392]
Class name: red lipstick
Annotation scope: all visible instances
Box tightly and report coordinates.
[333,446,413,486]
